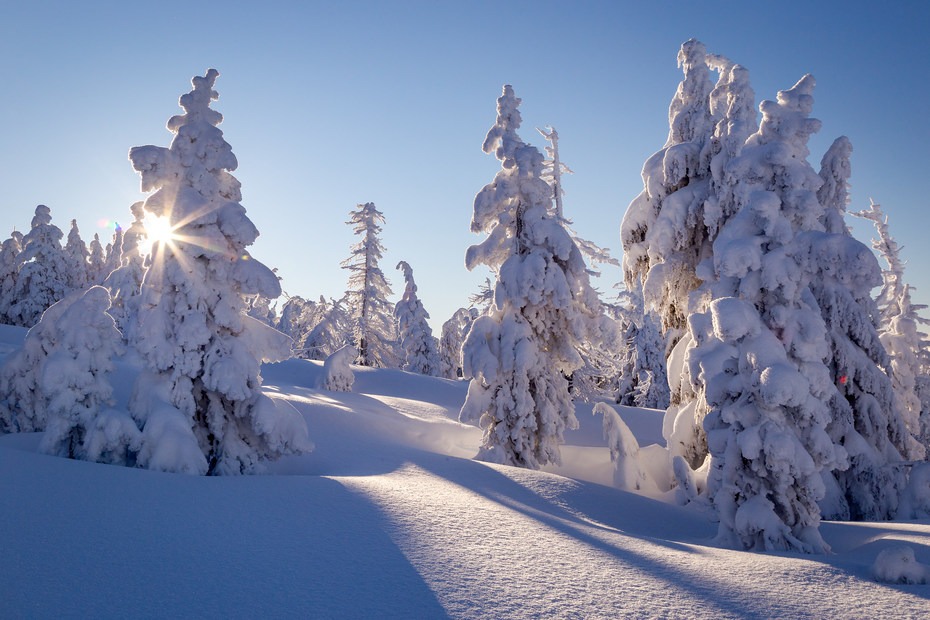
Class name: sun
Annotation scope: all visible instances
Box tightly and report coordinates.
[140,212,177,255]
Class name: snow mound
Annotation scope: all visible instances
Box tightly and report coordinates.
[872,546,929,585]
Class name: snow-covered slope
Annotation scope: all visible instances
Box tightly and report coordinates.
[1,325,928,618]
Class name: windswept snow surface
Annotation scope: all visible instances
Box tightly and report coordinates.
[1,324,928,618]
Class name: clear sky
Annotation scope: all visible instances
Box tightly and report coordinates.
[0,1,927,331]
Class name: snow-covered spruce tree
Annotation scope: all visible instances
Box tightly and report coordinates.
[439,307,479,379]
[127,69,311,475]
[104,203,148,339]
[0,289,84,433]
[300,296,351,361]
[0,231,23,325]
[804,140,918,520]
[341,202,398,368]
[854,201,930,451]
[10,205,71,327]
[459,85,602,469]
[394,261,440,376]
[621,39,718,349]
[624,43,757,471]
[40,286,141,465]
[104,225,124,277]
[64,220,90,291]
[690,76,851,552]
[615,285,670,409]
[87,233,107,284]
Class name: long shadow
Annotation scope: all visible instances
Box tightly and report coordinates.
[350,449,774,619]
[0,447,449,619]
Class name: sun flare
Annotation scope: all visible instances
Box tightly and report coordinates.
[140,212,177,255]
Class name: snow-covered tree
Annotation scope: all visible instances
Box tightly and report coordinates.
[0,231,23,325]
[439,307,479,379]
[0,289,84,433]
[691,76,850,552]
[394,261,440,376]
[615,286,670,409]
[854,201,930,451]
[103,203,147,339]
[87,233,107,284]
[63,219,90,291]
[620,39,718,348]
[128,69,311,475]
[104,225,124,276]
[459,85,602,469]
[802,141,918,520]
[300,296,351,361]
[276,295,318,352]
[39,286,140,465]
[10,205,71,327]
[341,202,397,368]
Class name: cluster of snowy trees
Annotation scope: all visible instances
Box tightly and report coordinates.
[1,40,927,552]
[616,39,930,551]
[0,208,128,328]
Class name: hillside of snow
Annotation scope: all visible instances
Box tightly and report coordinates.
[1,324,928,618]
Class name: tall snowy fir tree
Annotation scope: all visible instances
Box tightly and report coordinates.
[687,75,852,552]
[10,205,71,327]
[621,39,717,350]
[854,201,930,451]
[64,219,90,290]
[804,140,918,520]
[127,69,311,475]
[394,261,440,376]
[341,202,397,368]
[0,231,22,325]
[459,85,602,469]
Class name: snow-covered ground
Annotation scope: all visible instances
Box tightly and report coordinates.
[1,324,928,618]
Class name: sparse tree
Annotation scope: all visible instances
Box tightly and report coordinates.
[341,202,397,368]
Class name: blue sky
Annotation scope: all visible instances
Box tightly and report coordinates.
[0,1,927,330]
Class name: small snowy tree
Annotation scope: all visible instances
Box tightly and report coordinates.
[64,219,90,290]
[341,202,397,368]
[10,205,71,327]
[39,286,141,465]
[615,286,670,409]
[439,307,479,379]
[128,69,311,475]
[394,261,440,376]
[0,289,84,433]
[594,402,657,492]
[87,233,107,284]
[459,85,602,469]
[104,225,124,276]
[320,345,357,392]
[0,231,23,325]
[104,203,148,339]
